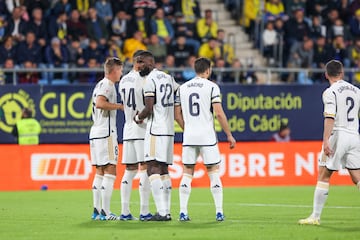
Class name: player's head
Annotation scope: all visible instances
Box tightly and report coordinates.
[138,51,155,77]
[133,50,145,71]
[194,57,212,78]
[22,108,33,118]
[104,57,123,82]
[325,60,343,80]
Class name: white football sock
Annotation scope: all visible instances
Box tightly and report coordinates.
[209,170,223,214]
[161,174,172,215]
[149,174,166,216]
[120,169,137,215]
[139,170,151,215]
[312,181,329,219]
[357,181,360,191]
[92,174,103,213]
[101,174,116,215]
[179,173,193,215]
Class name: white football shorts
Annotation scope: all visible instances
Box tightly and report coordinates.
[319,130,360,170]
[122,140,145,164]
[182,145,221,166]
[144,134,174,164]
[90,134,119,166]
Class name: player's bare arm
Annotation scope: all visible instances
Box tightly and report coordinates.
[212,102,236,149]
[134,96,154,124]
[96,95,124,111]
[174,105,184,130]
[323,117,335,157]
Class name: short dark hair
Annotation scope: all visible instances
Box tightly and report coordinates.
[139,50,154,59]
[325,60,343,77]
[133,50,145,59]
[194,57,211,74]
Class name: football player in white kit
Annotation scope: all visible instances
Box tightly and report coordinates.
[134,51,179,221]
[299,60,360,225]
[89,57,123,220]
[118,50,152,221]
[174,57,236,221]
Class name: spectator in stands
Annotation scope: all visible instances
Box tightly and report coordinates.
[147,34,167,64]
[323,8,339,35]
[110,10,131,44]
[67,37,85,82]
[158,0,176,22]
[18,60,39,84]
[350,38,360,67]
[173,11,200,52]
[28,7,47,49]
[128,7,151,44]
[110,0,132,15]
[196,9,218,43]
[284,7,310,48]
[287,38,314,82]
[2,58,17,84]
[5,6,28,43]
[198,37,221,63]
[52,0,72,17]
[105,39,124,61]
[122,30,147,63]
[297,62,313,85]
[175,0,200,26]
[67,9,88,42]
[327,18,352,45]
[0,15,6,41]
[211,58,231,84]
[86,7,109,46]
[264,0,287,22]
[309,14,326,40]
[168,35,195,67]
[216,28,234,65]
[262,21,278,66]
[44,37,70,83]
[47,10,68,44]
[132,0,157,19]
[181,54,196,81]
[0,35,17,66]
[70,0,95,19]
[243,0,260,42]
[271,121,290,142]
[83,38,105,64]
[150,7,174,45]
[349,9,360,39]
[95,0,113,24]
[332,35,350,68]
[16,31,43,67]
[284,0,306,17]
[227,58,246,83]
[25,0,50,17]
[349,0,360,16]
[78,57,102,83]
[312,36,334,82]
[305,0,326,18]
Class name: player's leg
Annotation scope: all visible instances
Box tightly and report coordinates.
[120,141,138,220]
[161,136,174,218]
[298,166,333,225]
[202,145,224,221]
[179,146,197,221]
[161,165,172,218]
[91,167,103,220]
[139,162,152,220]
[348,169,360,190]
[120,164,137,220]
[147,160,168,220]
[99,135,118,220]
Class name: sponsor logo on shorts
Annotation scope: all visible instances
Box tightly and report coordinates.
[31,153,92,180]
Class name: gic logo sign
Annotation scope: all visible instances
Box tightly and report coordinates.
[31,153,92,181]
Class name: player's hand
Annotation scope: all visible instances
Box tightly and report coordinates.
[323,140,333,157]
[133,112,143,124]
[227,135,236,149]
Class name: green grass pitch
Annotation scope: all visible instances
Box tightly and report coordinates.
[1,186,359,240]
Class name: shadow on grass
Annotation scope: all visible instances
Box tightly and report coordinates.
[78,220,231,230]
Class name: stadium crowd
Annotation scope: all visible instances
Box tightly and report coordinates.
[2,0,360,85]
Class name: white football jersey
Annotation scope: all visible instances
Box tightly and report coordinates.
[322,80,360,134]
[175,76,221,145]
[89,78,118,139]
[119,70,147,140]
[143,68,179,136]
